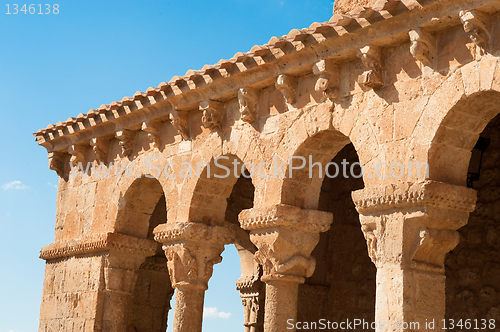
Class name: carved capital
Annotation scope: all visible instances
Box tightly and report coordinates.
[275,74,297,104]
[410,227,460,273]
[460,10,491,56]
[239,205,332,283]
[68,144,87,167]
[142,119,163,148]
[200,100,223,132]
[90,137,109,164]
[115,129,137,157]
[357,45,384,88]
[409,28,436,67]
[169,111,189,140]
[153,222,235,289]
[354,181,475,271]
[48,151,67,177]
[313,60,339,99]
[238,87,258,123]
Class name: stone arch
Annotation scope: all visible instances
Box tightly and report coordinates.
[445,112,500,322]
[184,151,260,225]
[412,56,500,186]
[182,149,262,331]
[263,100,382,209]
[114,176,166,238]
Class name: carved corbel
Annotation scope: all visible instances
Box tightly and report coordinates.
[169,111,189,140]
[460,10,491,56]
[360,217,385,266]
[90,137,109,164]
[409,28,436,67]
[238,87,258,123]
[275,74,298,104]
[115,129,137,157]
[411,227,460,272]
[48,151,67,177]
[200,100,223,132]
[68,144,87,167]
[357,45,384,89]
[313,60,339,99]
[141,119,163,148]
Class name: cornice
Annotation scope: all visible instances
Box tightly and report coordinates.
[39,232,157,260]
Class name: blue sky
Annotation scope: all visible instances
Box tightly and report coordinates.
[0,1,333,331]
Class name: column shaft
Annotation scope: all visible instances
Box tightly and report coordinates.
[173,287,206,332]
[265,281,299,332]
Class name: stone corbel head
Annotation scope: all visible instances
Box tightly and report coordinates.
[238,87,258,123]
[275,74,298,104]
[409,28,436,67]
[90,137,109,164]
[169,111,190,140]
[115,129,137,157]
[357,45,384,89]
[141,119,163,148]
[313,59,339,99]
[48,151,67,177]
[200,100,223,132]
[68,144,87,167]
[460,10,491,56]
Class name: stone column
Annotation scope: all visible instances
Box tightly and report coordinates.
[352,181,477,332]
[239,205,333,332]
[153,222,235,332]
[237,268,265,332]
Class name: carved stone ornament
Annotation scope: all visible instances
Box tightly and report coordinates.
[238,87,258,123]
[200,100,223,132]
[352,180,477,214]
[90,137,109,164]
[313,59,339,99]
[153,222,235,289]
[115,129,137,157]
[239,205,333,283]
[360,217,386,266]
[409,28,436,67]
[169,111,189,140]
[142,119,163,148]
[68,144,87,167]
[275,74,298,104]
[460,10,491,57]
[410,227,460,272]
[39,232,157,260]
[357,45,384,88]
[48,151,67,177]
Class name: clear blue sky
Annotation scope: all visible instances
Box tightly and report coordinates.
[0,1,333,331]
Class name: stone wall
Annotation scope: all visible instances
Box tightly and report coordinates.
[446,114,500,324]
[38,255,104,331]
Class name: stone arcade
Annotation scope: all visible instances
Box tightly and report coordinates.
[35,0,500,331]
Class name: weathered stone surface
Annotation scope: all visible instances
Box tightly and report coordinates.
[35,1,500,331]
